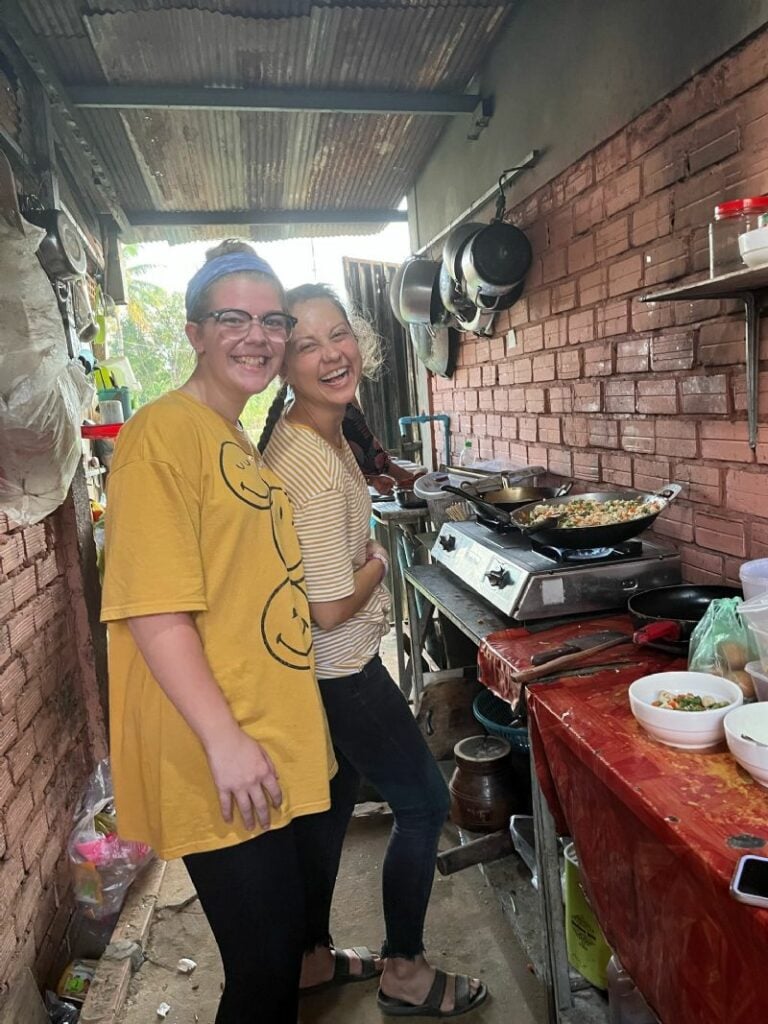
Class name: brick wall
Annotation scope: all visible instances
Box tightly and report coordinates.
[0,504,99,988]
[432,27,768,586]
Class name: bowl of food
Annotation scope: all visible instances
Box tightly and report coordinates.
[724,703,768,786]
[628,671,743,749]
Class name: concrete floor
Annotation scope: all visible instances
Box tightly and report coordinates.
[117,810,547,1024]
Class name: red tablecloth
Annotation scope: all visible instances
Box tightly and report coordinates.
[527,670,768,1024]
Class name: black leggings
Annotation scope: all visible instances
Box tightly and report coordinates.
[183,823,305,1024]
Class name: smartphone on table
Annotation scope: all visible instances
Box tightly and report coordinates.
[730,855,768,908]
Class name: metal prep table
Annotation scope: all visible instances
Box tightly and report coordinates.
[403,563,609,1024]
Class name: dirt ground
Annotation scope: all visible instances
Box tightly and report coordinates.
[117,810,547,1024]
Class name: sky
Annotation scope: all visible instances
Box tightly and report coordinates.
[134,220,411,301]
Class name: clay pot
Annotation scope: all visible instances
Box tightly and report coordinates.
[449,735,519,834]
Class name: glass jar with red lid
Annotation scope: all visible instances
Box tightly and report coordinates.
[709,196,768,277]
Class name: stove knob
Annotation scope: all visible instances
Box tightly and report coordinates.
[485,566,509,589]
[439,533,456,552]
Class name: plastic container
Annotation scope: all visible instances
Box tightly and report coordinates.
[740,559,768,599]
[472,689,529,754]
[708,197,768,277]
[99,400,124,425]
[745,661,768,701]
[563,843,612,989]
[509,814,537,886]
[605,955,658,1024]
[458,439,475,467]
[97,386,132,422]
[737,593,768,632]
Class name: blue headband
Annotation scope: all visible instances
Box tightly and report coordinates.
[185,252,278,319]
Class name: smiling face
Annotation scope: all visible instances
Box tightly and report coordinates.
[283,297,362,412]
[185,274,287,407]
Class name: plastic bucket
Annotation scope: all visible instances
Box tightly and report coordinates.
[563,843,611,989]
[740,559,768,600]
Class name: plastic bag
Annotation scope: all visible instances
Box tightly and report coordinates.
[46,989,81,1021]
[68,760,153,919]
[687,597,758,699]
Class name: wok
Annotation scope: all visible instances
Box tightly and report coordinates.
[628,584,742,650]
[510,484,682,550]
[441,482,572,518]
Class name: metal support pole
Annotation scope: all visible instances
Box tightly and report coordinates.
[745,293,759,450]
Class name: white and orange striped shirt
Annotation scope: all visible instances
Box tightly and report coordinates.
[263,416,390,678]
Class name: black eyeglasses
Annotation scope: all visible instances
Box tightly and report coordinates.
[197,308,298,342]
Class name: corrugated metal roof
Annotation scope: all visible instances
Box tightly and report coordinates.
[15,1,512,242]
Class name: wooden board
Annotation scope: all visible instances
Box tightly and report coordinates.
[0,968,48,1024]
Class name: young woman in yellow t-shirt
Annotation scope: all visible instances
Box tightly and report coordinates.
[260,284,488,1019]
[102,243,338,1024]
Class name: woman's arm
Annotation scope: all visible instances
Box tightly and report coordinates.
[309,541,388,631]
[127,613,281,830]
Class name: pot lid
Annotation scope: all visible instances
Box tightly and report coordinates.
[454,735,511,762]
[714,197,768,219]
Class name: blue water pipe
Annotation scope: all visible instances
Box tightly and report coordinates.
[398,413,451,468]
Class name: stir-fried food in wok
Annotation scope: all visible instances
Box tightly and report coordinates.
[527,496,664,529]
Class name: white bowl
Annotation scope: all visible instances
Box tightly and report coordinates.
[738,226,768,269]
[628,672,743,749]
[724,703,768,786]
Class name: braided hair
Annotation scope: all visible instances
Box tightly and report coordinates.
[257,382,289,453]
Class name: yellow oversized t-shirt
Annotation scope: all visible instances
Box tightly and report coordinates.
[101,390,335,859]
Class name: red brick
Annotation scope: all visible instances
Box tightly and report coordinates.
[573,188,604,234]
[568,309,594,346]
[680,545,725,585]
[596,301,630,339]
[7,726,36,785]
[500,415,517,440]
[465,391,478,412]
[605,379,636,414]
[561,156,594,202]
[573,382,601,413]
[673,154,742,231]
[0,712,18,757]
[0,855,25,920]
[528,288,551,323]
[674,298,722,326]
[0,535,24,575]
[587,418,619,449]
[596,216,632,263]
[631,192,673,246]
[680,374,728,415]
[557,349,581,380]
[752,520,768,558]
[507,388,526,413]
[548,209,573,248]
[633,458,672,493]
[602,453,633,488]
[694,512,746,557]
[0,578,13,619]
[468,366,482,388]
[492,439,510,461]
[548,448,573,477]
[583,342,613,377]
[478,388,494,411]
[567,235,595,275]
[548,386,573,414]
[650,332,695,372]
[542,248,567,284]
[562,416,589,448]
[573,451,600,482]
[527,388,548,415]
[687,107,741,174]
[621,420,655,454]
[578,267,607,306]
[532,352,555,382]
[522,325,545,354]
[22,524,46,561]
[0,756,13,808]
[14,865,43,939]
[472,413,487,437]
[595,134,628,182]
[733,372,768,418]
[643,237,689,287]
[490,337,505,361]
[698,318,745,366]
[656,419,698,459]
[604,165,641,216]
[653,502,695,544]
[722,33,768,102]
[475,339,491,363]
[463,341,478,365]
[482,363,497,387]
[631,297,675,333]
[608,254,643,297]
[518,417,537,443]
[674,462,721,505]
[551,280,577,313]
[616,337,650,374]
[641,139,686,195]
[544,315,568,349]
[492,388,509,412]
[513,358,532,385]
[527,445,550,469]
[637,378,679,415]
[700,421,754,462]
[486,414,502,438]
[0,659,24,716]
[538,417,562,445]
[726,469,768,517]
[507,298,530,329]
[3,780,34,852]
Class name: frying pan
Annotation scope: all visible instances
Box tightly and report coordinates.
[628,584,742,651]
[510,485,682,550]
[441,482,572,517]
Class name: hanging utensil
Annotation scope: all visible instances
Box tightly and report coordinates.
[461,222,532,305]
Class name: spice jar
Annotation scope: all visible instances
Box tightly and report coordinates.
[708,197,768,278]
[449,734,519,833]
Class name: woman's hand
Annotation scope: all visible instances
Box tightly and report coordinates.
[367,473,397,496]
[205,725,283,831]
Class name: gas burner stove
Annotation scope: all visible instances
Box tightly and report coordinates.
[431,520,681,621]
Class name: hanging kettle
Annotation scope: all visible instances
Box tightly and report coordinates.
[461,222,532,305]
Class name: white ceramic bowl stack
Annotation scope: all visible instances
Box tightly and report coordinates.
[628,672,743,750]
[724,704,768,787]
[739,226,768,269]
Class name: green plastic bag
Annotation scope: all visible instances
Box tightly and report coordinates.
[687,597,758,699]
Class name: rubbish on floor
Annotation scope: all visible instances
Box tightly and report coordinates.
[104,939,144,970]
[56,961,98,1005]
[177,958,197,974]
[156,1003,171,1019]
[44,992,79,1023]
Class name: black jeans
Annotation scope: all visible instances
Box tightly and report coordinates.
[300,655,451,959]
[184,824,305,1024]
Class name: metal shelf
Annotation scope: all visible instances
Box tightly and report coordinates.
[641,265,768,450]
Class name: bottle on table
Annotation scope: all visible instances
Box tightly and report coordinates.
[458,439,475,468]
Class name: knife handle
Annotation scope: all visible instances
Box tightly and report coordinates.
[514,635,632,685]
[531,645,573,666]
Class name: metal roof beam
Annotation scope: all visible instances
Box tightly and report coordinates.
[70,85,481,116]
[126,208,409,227]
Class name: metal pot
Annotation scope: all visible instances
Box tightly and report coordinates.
[628,585,743,651]
[461,222,532,302]
[394,485,428,510]
[28,209,87,279]
[442,221,484,282]
[510,485,682,550]
[398,258,446,326]
[441,482,572,517]
[388,260,409,327]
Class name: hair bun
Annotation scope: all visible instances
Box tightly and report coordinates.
[205,238,258,263]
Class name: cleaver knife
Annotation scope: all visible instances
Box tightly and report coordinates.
[530,630,631,666]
